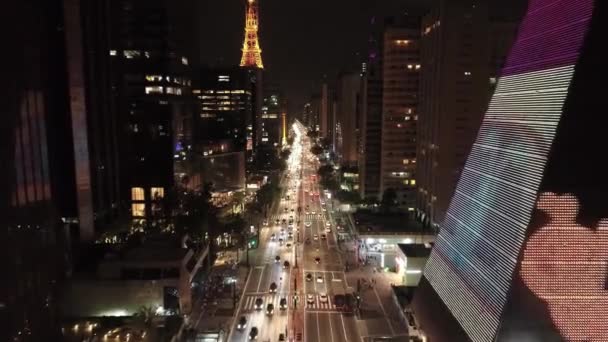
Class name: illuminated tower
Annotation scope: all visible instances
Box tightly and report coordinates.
[240,0,264,69]
[282,112,288,145]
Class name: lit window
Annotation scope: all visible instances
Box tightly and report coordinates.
[166,87,176,95]
[145,75,163,82]
[123,50,140,59]
[145,86,163,94]
[151,187,165,200]
[181,57,188,65]
[144,51,150,58]
[218,75,230,82]
[489,77,497,85]
[404,180,410,185]
[395,39,410,45]
[403,159,410,165]
[415,64,421,70]
[193,90,201,94]
[411,180,417,186]
[407,64,414,69]
[232,90,245,94]
[132,203,146,217]
[201,113,216,118]
[109,50,117,56]
[464,71,472,76]
[131,187,145,201]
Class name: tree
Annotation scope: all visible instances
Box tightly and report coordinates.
[231,191,246,214]
[381,188,397,211]
[311,144,323,155]
[131,306,158,341]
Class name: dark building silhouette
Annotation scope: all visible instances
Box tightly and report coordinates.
[0,0,71,340]
[413,0,606,341]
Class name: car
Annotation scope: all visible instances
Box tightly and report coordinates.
[313,234,319,241]
[283,261,290,269]
[278,238,284,245]
[291,208,295,212]
[307,294,314,305]
[270,233,276,241]
[284,207,288,213]
[249,327,258,340]
[316,276,324,283]
[320,201,325,205]
[266,303,274,315]
[278,333,286,341]
[255,298,263,310]
[311,211,316,215]
[286,242,292,248]
[275,219,280,225]
[237,316,247,330]
[282,219,287,224]
[305,222,312,227]
[325,222,331,227]
[314,257,321,264]
[325,228,331,233]
[321,234,326,240]
[288,232,293,239]
[269,282,278,293]
[275,256,281,263]
[319,293,328,303]
[305,211,310,215]
[306,273,313,282]
[322,207,326,212]
[280,297,287,310]
[263,220,269,226]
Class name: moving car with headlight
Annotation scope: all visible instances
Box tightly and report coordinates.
[237,316,247,330]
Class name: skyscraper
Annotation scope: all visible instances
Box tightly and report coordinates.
[359,14,420,202]
[380,15,420,208]
[1,0,70,339]
[336,72,361,166]
[109,0,193,225]
[412,1,604,341]
[416,0,490,228]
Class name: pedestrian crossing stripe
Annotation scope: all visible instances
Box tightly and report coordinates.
[241,294,338,311]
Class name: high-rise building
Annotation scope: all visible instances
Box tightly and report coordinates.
[380,15,421,208]
[319,83,330,138]
[260,85,284,148]
[1,0,72,340]
[193,67,255,152]
[109,0,193,225]
[416,0,491,227]
[359,15,420,201]
[412,1,603,341]
[359,17,385,200]
[336,72,361,166]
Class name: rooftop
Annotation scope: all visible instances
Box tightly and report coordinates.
[398,244,432,258]
[354,210,429,234]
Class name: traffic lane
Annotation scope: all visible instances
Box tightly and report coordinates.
[245,266,264,293]
[329,313,353,342]
[305,312,322,342]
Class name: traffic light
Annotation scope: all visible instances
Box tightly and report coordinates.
[248,237,258,249]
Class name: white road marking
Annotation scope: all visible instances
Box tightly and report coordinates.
[373,285,395,335]
[226,267,253,341]
[256,264,265,292]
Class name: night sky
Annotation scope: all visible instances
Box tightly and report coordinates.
[197,0,430,113]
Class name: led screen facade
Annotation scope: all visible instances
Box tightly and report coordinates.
[419,0,600,341]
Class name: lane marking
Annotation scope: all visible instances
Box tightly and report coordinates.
[373,285,395,335]
[340,312,349,342]
[226,267,253,342]
[256,264,265,292]
[316,312,321,342]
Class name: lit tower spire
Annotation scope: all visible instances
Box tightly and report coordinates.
[240,0,264,69]
[282,112,288,145]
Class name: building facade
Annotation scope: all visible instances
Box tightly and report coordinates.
[336,73,361,167]
[413,1,603,341]
[416,0,491,227]
[380,16,421,208]
[108,0,194,225]
[358,17,384,200]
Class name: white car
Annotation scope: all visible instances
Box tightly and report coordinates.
[325,222,331,227]
[311,211,316,215]
[313,234,318,241]
[305,222,312,227]
[319,293,328,303]
[316,276,324,283]
[307,294,314,305]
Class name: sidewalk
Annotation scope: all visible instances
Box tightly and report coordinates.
[185,263,251,341]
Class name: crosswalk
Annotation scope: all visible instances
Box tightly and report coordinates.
[241,294,339,311]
